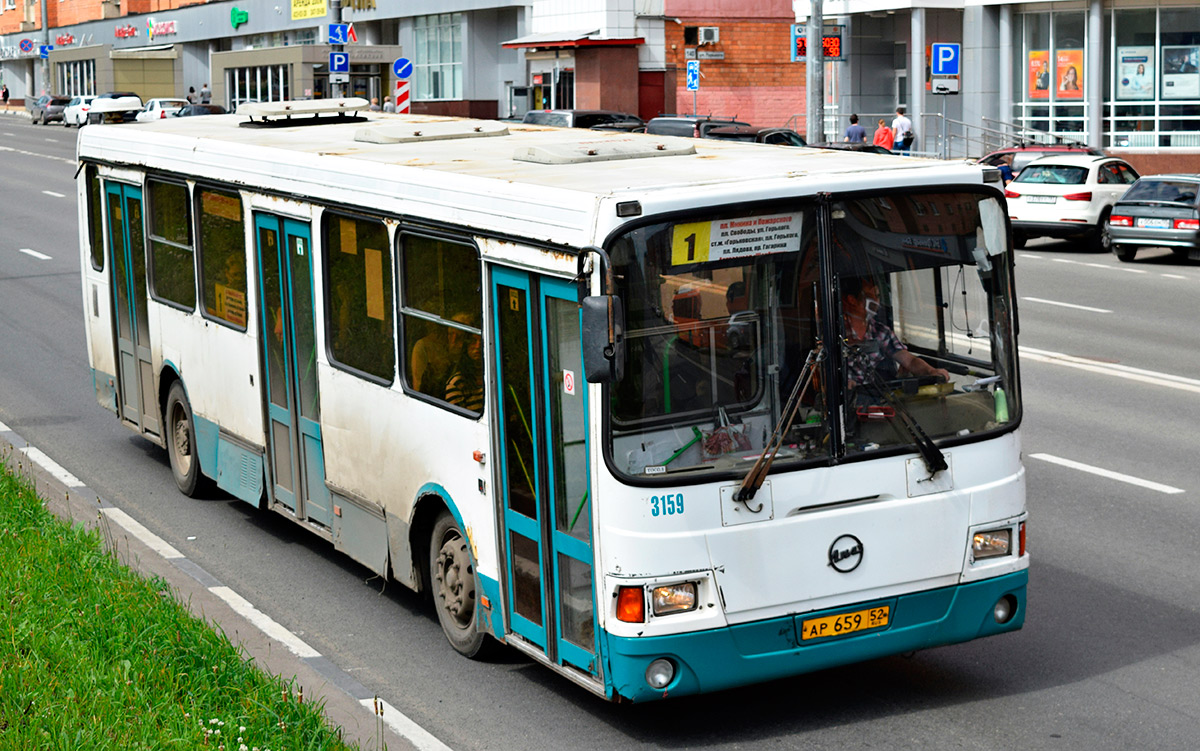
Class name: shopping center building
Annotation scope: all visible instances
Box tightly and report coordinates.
[2,0,1197,169]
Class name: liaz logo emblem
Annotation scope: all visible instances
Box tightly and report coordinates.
[828,534,863,573]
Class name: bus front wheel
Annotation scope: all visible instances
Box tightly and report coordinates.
[165,381,203,497]
[430,511,486,657]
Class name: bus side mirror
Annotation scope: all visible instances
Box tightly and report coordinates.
[581,295,625,383]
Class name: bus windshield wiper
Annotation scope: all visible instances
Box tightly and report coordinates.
[858,349,948,476]
[734,344,824,509]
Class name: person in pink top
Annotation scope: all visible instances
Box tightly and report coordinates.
[872,118,894,150]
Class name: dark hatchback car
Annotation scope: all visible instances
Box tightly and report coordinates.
[808,142,894,155]
[645,115,751,138]
[172,104,228,117]
[28,95,71,125]
[978,142,1103,174]
[1108,174,1200,262]
[704,126,807,146]
[522,109,643,130]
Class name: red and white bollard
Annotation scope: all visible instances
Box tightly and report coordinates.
[394,80,410,114]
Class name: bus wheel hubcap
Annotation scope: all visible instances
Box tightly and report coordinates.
[172,408,191,473]
[436,537,474,627]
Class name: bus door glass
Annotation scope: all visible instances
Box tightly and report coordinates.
[492,268,598,675]
[105,182,158,436]
[255,213,331,528]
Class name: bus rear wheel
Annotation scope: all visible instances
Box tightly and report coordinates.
[430,511,487,657]
[165,381,203,497]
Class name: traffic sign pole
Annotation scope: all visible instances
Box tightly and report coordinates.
[393,57,413,115]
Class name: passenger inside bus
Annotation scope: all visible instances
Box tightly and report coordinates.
[444,318,484,413]
[410,311,475,398]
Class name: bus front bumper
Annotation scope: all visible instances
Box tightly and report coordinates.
[603,570,1027,702]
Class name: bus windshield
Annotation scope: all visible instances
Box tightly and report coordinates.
[607,189,1018,480]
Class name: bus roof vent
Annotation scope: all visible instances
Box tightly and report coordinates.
[513,139,695,165]
[354,120,510,143]
[238,97,370,127]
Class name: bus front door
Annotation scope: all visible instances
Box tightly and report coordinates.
[493,268,599,677]
[106,182,159,437]
[255,214,331,529]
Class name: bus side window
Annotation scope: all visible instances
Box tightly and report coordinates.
[147,178,196,310]
[86,165,104,272]
[398,233,483,413]
[197,187,247,329]
[323,213,394,382]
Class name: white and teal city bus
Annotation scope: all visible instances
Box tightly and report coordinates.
[77,100,1027,702]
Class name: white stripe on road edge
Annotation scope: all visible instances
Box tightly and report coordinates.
[1021,296,1111,313]
[1020,346,1200,395]
[41,190,65,198]
[209,586,321,659]
[19,248,51,260]
[1052,258,1147,274]
[0,419,9,431]
[18,446,84,487]
[0,144,77,165]
[1030,453,1185,494]
[360,697,454,751]
[1162,273,1187,279]
[100,507,185,559]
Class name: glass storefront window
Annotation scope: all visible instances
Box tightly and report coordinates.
[414,13,463,100]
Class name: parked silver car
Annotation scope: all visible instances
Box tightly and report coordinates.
[1108,174,1200,262]
[27,95,71,125]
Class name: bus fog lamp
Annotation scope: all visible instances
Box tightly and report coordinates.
[972,529,1011,560]
[645,658,675,689]
[651,582,697,616]
[993,594,1017,624]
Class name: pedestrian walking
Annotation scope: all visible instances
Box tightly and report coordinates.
[843,114,866,144]
[872,118,894,150]
[200,83,211,104]
[891,106,914,154]
[382,96,396,113]
[369,97,381,112]
[186,86,197,104]
[1,84,9,111]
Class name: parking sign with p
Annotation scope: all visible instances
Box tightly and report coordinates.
[931,43,961,77]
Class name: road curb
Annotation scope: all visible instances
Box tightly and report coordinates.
[0,421,424,751]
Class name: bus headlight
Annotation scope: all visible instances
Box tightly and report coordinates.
[972,529,1012,561]
[651,582,697,616]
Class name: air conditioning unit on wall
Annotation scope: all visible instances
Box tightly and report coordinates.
[698,26,720,45]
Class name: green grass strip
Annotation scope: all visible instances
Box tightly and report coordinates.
[0,458,362,750]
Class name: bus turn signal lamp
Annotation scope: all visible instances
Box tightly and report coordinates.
[972,528,1012,561]
[617,586,645,623]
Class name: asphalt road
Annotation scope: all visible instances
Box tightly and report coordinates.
[2,113,1199,749]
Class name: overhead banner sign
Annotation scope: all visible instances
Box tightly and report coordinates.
[291,0,327,21]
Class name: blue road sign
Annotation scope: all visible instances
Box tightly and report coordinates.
[39,45,53,59]
[686,60,700,92]
[393,57,413,80]
[931,43,961,77]
[329,51,350,74]
[329,23,349,45]
[19,39,34,54]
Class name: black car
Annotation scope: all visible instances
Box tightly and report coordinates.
[173,104,228,117]
[809,142,894,155]
[1107,174,1200,262]
[645,115,751,138]
[704,126,807,146]
[27,95,71,125]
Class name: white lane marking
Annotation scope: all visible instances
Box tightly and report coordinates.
[0,144,76,165]
[42,189,65,198]
[0,419,9,431]
[360,697,455,751]
[19,248,52,260]
[1162,273,1187,279]
[18,446,84,487]
[100,507,185,559]
[209,586,321,658]
[1030,453,1185,494]
[1021,296,1111,313]
[1020,346,1200,394]
[1019,253,1043,259]
[1051,258,1147,273]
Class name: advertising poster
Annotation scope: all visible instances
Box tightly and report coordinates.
[1162,45,1200,99]
[1117,46,1155,100]
[1056,49,1084,100]
[1029,50,1050,99]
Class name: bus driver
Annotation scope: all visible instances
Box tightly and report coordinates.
[841,277,949,388]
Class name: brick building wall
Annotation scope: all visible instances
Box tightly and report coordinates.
[664,17,806,128]
[1,0,213,33]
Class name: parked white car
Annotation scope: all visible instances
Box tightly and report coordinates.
[136,98,188,122]
[1006,154,1140,251]
[62,95,97,127]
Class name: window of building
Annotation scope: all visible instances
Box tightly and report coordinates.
[57,60,95,97]
[414,13,462,100]
[323,212,394,383]
[87,166,104,271]
[400,233,482,413]
[197,187,247,329]
[225,65,290,109]
[147,178,195,310]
